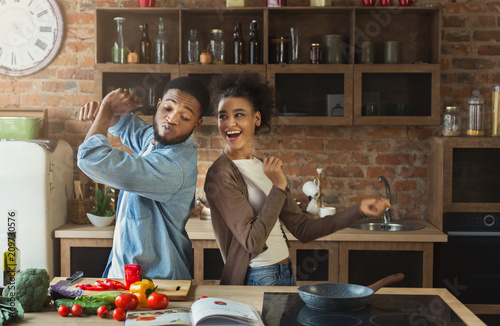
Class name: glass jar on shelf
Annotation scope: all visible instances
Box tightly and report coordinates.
[466,90,484,136]
[209,29,225,64]
[187,29,201,64]
[442,106,461,137]
[111,17,126,63]
[154,17,168,64]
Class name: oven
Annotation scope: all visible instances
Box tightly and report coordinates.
[434,213,500,308]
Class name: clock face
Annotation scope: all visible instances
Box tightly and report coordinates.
[0,0,63,77]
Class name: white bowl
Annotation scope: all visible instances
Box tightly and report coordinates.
[87,213,115,227]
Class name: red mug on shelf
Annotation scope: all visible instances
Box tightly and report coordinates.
[362,0,376,6]
[399,0,417,6]
[379,0,393,6]
[138,0,155,7]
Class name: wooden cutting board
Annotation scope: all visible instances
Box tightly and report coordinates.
[153,279,192,301]
[51,278,192,301]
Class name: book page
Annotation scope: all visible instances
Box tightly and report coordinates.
[124,308,192,326]
[191,298,259,326]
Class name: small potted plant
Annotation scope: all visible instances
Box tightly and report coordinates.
[87,186,116,227]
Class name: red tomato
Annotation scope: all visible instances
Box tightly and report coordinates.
[58,305,69,317]
[200,296,208,299]
[97,305,109,318]
[147,293,169,310]
[115,293,139,311]
[113,308,127,321]
[71,304,83,317]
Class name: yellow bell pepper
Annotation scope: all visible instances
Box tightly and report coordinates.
[129,280,158,307]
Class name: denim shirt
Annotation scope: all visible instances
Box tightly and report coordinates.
[77,113,197,280]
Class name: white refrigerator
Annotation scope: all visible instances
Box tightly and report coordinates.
[0,139,73,280]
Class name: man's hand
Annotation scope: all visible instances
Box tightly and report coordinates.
[359,197,391,218]
[79,101,101,122]
[101,88,142,116]
[263,156,287,191]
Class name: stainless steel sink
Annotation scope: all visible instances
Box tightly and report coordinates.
[349,219,425,232]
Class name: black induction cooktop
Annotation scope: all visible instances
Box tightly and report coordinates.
[261,292,466,326]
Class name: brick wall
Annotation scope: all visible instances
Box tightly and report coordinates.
[1,0,499,220]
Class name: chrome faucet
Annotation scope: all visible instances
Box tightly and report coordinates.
[378,176,392,224]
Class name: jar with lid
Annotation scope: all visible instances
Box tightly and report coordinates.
[466,90,484,136]
[209,29,225,64]
[442,106,461,137]
[310,43,321,64]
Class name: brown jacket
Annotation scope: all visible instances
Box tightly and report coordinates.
[204,153,364,285]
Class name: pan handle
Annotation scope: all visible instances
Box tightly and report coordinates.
[367,273,404,292]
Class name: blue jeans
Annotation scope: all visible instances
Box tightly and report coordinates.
[244,259,297,286]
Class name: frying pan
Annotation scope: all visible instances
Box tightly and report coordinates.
[297,273,404,312]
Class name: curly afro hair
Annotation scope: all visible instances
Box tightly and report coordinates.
[210,72,276,134]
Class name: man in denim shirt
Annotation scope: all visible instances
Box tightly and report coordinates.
[77,77,209,280]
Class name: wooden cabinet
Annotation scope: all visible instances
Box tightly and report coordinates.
[94,6,441,126]
[428,137,500,230]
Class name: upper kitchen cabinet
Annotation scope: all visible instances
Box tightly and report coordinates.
[428,137,500,230]
[93,6,441,126]
[267,8,353,125]
[353,7,441,125]
[94,8,180,112]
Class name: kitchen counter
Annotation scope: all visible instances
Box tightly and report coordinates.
[55,218,447,285]
[17,277,485,325]
[55,216,447,242]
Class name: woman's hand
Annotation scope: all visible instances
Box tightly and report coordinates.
[263,156,287,191]
[359,197,391,218]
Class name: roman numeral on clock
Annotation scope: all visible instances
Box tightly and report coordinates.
[11,53,16,66]
[35,39,48,51]
[40,26,52,33]
[37,9,48,18]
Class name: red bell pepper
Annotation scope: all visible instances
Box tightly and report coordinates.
[75,279,127,291]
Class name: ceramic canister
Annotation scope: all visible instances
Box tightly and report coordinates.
[322,34,345,64]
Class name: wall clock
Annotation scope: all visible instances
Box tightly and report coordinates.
[0,0,64,77]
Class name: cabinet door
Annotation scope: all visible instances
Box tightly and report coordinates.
[94,64,180,115]
[180,64,266,124]
[268,64,353,125]
[288,241,339,285]
[339,241,434,288]
[353,64,440,125]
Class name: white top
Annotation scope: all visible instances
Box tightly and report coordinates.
[233,158,289,268]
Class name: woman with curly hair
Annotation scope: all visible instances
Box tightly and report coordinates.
[204,72,390,286]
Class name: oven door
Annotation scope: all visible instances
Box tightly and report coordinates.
[434,231,500,304]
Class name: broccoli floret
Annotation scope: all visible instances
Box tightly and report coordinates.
[2,268,50,312]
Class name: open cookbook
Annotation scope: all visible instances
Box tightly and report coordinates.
[124,297,265,326]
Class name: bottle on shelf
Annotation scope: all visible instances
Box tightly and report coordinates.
[233,22,244,64]
[466,90,484,136]
[154,17,168,64]
[210,29,225,64]
[111,17,126,63]
[139,23,152,64]
[187,29,201,64]
[248,20,260,64]
[3,231,20,286]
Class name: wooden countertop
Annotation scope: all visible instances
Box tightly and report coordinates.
[55,217,447,242]
[17,278,484,325]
